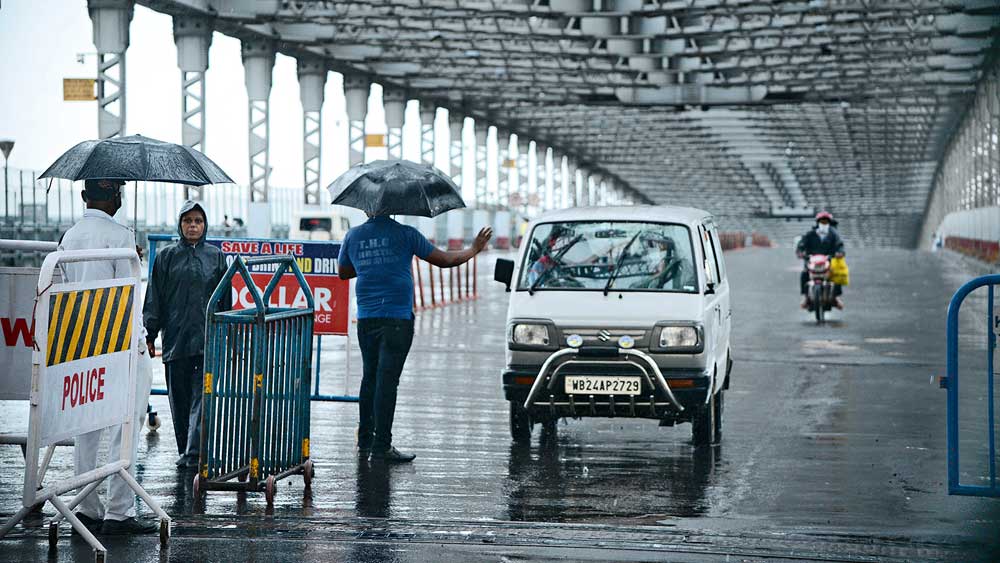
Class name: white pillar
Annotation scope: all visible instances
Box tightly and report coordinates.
[552,151,564,209]
[297,58,326,206]
[173,13,212,200]
[241,38,274,237]
[498,129,511,208]
[344,76,369,167]
[419,101,435,167]
[535,142,547,213]
[383,88,406,160]
[474,123,488,206]
[516,136,529,214]
[88,0,133,139]
[566,156,581,207]
[448,112,464,186]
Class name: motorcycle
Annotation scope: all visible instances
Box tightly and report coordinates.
[805,254,836,323]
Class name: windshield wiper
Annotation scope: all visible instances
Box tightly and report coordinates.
[603,231,643,296]
[528,235,582,295]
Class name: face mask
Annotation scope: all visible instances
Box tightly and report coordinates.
[817,223,830,236]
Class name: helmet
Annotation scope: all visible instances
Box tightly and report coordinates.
[815,211,834,223]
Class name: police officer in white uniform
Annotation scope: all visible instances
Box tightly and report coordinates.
[58,179,156,535]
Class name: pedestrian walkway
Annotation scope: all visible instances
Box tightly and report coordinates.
[1,248,998,562]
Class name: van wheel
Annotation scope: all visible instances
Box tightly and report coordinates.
[509,401,533,444]
[691,391,716,447]
[713,390,724,444]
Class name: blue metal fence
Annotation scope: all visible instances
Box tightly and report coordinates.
[944,274,999,497]
[194,254,315,507]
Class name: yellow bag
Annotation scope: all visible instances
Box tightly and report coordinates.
[829,256,850,286]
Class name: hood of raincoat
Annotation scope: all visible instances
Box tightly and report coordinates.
[177,200,208,244]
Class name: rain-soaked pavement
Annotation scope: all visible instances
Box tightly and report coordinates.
[2,247,999,562]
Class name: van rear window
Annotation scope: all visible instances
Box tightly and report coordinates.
[299,218,332,232]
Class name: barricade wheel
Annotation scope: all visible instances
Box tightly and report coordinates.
[192,474,202,501]
[94,551,106,563]
[159,519,169,546]
[265,476,277,507]
[47,522,58,548]
[303,460,314,488]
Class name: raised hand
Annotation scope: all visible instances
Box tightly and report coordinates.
[473,227,493,253]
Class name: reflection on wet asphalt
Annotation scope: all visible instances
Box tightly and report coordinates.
[2,248,999,562]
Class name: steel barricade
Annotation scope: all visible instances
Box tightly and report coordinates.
[943,274,1000,497]
[193,254,315,508]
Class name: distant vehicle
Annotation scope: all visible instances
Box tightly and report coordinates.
[493,206,732,447]
[804,254,835,323]
[289,211,351,241]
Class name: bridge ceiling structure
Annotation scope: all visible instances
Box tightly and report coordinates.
[139,0,1000,247]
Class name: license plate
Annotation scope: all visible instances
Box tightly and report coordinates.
[564,376,641,396]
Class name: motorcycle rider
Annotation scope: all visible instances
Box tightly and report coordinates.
[796,211,845,310]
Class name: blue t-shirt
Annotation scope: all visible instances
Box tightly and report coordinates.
[338,216,436,319]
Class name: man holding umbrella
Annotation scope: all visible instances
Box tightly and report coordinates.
[332,160,491,463]
[57,179,156,535]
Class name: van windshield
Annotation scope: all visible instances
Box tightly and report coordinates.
[518,221,698,293]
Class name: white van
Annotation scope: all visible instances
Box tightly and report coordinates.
[289,211,352,241]
[493,206,732,446]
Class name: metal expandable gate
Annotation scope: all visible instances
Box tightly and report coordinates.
[194,255,315,507]
[944,274,999,497]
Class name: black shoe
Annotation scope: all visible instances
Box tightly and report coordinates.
[100,517,158,535]
[70,513,102,536]
[183,455,200,468]
[175,455,187,467]
[370,446,415,463]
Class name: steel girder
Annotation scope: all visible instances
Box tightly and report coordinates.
[136,0,1000,246]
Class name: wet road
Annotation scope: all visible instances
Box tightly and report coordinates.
[2,248,999,562]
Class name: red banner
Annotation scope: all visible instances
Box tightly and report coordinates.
[230,273,349,335]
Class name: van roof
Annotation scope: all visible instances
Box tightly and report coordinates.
[529,205,713,226]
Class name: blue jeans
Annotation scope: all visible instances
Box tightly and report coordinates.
[357,318,415,451]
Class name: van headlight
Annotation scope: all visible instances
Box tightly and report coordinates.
[508,321,557,350]
[652,324,703,353]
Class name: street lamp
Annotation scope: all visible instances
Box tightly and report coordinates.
[0,139,13,223]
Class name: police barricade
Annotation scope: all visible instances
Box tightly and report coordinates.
[193,254,314,508]
[0,248,169,562]
[146,234,354,404]
[942,274,1000,497]
[0,240,75,518]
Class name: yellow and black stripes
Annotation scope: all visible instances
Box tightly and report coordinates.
[46,285,134,367]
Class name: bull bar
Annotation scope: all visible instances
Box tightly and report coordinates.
[522,347,686,414]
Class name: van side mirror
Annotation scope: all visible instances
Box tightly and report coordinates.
[494,258,514,292]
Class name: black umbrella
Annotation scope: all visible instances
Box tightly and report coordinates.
[39,134,233,185]
[327,160,465,218]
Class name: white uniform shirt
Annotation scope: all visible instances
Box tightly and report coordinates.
[57,209,137,283]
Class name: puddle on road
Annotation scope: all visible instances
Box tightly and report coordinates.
[864,337,908,344]
[801,339,860,353]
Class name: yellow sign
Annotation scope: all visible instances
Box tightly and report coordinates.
[47,285,133,367]
[503,158,517,168]
[364,134,386,148]
[63,78,96,101]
